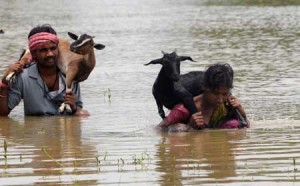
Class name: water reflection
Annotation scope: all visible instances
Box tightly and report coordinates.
[156,129,246,185]
[0,117,99,185]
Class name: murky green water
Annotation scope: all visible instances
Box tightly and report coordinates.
[0,0,300,185]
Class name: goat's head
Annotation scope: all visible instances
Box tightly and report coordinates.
[68,32,105,54]
[144,51,195,81]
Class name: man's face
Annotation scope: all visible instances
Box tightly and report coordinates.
[31,41,59,68]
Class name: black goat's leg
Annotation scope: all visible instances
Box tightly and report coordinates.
[182,96,198,114]
[155,99,165,119]
[174,82,198,115]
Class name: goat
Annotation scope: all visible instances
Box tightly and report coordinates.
[145,51,205,119]
[6,32,105,113]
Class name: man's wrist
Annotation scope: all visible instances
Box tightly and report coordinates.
[0,80,9,91]
[72,105,78,114]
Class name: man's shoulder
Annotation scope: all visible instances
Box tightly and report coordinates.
[20,63,38,78]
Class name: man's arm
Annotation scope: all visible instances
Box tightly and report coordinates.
[0,81,10,116]
[64,91,90,116]
[0,63,24,116]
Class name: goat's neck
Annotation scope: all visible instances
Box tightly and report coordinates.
[156,68,175,86]
[83,49,96,68]
[177,64,181,74]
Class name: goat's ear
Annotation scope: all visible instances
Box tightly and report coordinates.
[68,32,78,40]
[144,58,163,66]
[94,43,105,50]
[178,56,196,62]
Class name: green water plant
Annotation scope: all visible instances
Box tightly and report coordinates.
[3,139,7,160]
[42,147,64,167]
[95,153,101,172]
[107,88,111,102]
[293,158,297,172]
[118,158,125,172]
[131,151,152,171]
[104,88,112,102]
[104,151,108,161]
[38,127,45,134]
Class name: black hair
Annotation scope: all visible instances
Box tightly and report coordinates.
[203,63,234,91]
[28,24,57,39]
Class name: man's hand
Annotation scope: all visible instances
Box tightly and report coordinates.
[2,63,24,84]
[64,92,77,113]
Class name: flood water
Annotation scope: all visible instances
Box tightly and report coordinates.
[0,0,300,185]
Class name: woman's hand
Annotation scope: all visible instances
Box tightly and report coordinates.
[228,95,250,127]
[188,111,205,128]
[228,95,241,109]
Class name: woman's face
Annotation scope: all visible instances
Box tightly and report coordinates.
[205,87,231,107]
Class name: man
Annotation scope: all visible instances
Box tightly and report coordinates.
[0,24,89,116]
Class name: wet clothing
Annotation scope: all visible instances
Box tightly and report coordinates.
[207,104,242,129]
[165,103,246,130]
[8,63,82,116]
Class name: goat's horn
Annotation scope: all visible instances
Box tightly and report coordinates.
[178,56,196,62]
[144,58,163,66]
[161,50,166,55]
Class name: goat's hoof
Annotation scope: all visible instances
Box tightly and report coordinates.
[58,103,65,113]
[65,104,72,114]
[5,72,14,83]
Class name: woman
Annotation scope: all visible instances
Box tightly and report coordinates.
[159,63,249,132]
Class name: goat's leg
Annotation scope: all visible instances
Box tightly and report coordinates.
[174,83,198,115]
[181,96,198,114]
[58,83,73,113]
[65,84,73,113]
[155,99,165,119]
[59,65,77,113]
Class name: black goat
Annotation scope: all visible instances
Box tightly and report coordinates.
[145,51,205,119]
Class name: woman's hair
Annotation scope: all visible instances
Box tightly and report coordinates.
[28,24,57,38]
[202,63,234,91]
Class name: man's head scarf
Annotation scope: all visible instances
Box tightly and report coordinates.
[28,32,59,51]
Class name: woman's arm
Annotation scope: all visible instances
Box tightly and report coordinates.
[228,95,250,127]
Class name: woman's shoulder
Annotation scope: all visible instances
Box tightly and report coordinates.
[193,95,202,111]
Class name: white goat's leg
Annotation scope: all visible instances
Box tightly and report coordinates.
[65,83,73,113]
[58,83,73,113]
[58,103,66,113]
